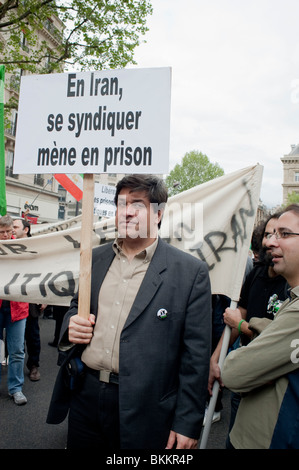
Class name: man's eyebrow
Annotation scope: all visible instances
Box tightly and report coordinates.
[119,195,146,201]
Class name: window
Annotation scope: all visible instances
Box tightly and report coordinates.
[6,150,14,168]
[295,172,299,182]
[5,150,18,178]
[34,174,45,186]
[6,110,18,136]
[20,31,29,53]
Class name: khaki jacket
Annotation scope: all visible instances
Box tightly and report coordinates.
[222,286,299,449]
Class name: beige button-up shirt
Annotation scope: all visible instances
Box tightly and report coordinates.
[81,238,158,373]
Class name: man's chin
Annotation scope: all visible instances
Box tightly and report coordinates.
[118,229,140,239]
[272,259,283,274]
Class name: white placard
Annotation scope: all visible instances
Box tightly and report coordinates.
[94,183,116,218]
[14,67,171,175]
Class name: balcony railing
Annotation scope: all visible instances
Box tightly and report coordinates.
[5,166,18,179]
[43,19,63,41]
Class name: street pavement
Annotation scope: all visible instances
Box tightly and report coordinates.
[0,316,230,450]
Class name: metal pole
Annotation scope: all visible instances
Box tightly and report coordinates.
[199,300,237,449]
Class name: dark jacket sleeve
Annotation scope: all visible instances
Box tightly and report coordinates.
[171,261,211,438]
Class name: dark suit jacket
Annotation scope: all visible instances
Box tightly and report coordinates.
[47,238,212,449]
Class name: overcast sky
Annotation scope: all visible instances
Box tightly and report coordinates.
[132,0,299,208]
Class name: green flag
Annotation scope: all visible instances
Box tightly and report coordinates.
[0,65,6,216]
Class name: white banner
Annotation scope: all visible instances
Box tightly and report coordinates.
[0,165,263,306]
[14,68,171,175]
[30,214,83,236]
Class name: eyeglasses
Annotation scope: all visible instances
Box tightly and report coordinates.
[266,230,299,240]
[0,229,12,235]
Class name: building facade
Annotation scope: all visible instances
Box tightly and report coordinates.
[281,143,299,205]
[2,13,64,223]
[2,12,128,223]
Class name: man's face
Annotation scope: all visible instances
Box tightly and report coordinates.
[115,188,161,240]
[269,211,299,287]
[13,219,27,239]
[260,218,277,264]
[0,225,13,240]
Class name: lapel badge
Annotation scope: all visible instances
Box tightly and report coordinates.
[157,308,168,320]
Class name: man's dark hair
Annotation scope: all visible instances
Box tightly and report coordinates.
[22,219,32,237]
[282,203,299,217]
[114,174,168,205]
[251,222,265,255]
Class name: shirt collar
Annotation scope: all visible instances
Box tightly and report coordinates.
[289,286,299,300]
[113,237,158,263]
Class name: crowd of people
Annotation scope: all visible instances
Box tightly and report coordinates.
[0,215,66,404]
[1,174,299,449]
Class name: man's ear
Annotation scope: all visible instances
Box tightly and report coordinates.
[157,208,165,228]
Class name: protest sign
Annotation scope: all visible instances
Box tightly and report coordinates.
[13,68,171,175]
[13,67,171,318]
[94,182,116,218]
[0,165,263,306]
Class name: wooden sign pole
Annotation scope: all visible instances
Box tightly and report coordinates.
[78,174,95,319]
